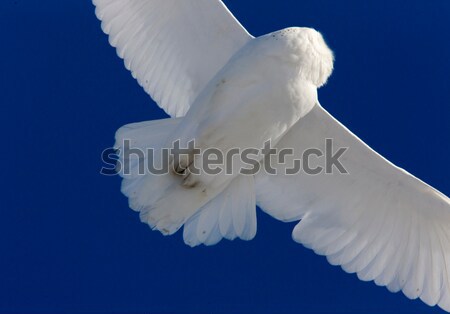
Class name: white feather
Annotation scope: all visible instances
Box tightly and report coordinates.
[93,0,253,117]
[183,175,257,247]
[255,103,450,311]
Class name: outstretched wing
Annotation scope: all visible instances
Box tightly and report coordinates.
[93,0,253,117]
[255,103,450,311]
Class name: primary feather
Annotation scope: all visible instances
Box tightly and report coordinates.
[255,103,450,310]
[93,0,252,117]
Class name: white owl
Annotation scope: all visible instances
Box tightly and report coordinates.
[94,0,450,311]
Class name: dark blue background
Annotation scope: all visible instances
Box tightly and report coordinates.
[1,0,449,313]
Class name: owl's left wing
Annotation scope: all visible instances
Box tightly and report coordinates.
[93,0,253,117]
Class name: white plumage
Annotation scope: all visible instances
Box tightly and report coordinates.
[94,0,251,117]
[255,104,450,309]
[94,0,450,311]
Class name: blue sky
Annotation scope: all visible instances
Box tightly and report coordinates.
[1,0,449,313]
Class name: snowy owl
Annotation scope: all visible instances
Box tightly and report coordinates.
[93,0,450,311]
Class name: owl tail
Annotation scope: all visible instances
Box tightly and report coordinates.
[114,118,256,246]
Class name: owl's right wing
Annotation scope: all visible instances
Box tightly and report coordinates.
[255,103,450,311]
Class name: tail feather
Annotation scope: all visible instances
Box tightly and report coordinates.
[183,175,257,247]
[115,118,181,210]
[115,118,257,244]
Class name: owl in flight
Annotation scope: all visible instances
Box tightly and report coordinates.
[93,0,450,311]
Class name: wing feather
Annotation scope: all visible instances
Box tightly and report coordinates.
[93,0,253,117]
[255,103,450,311]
